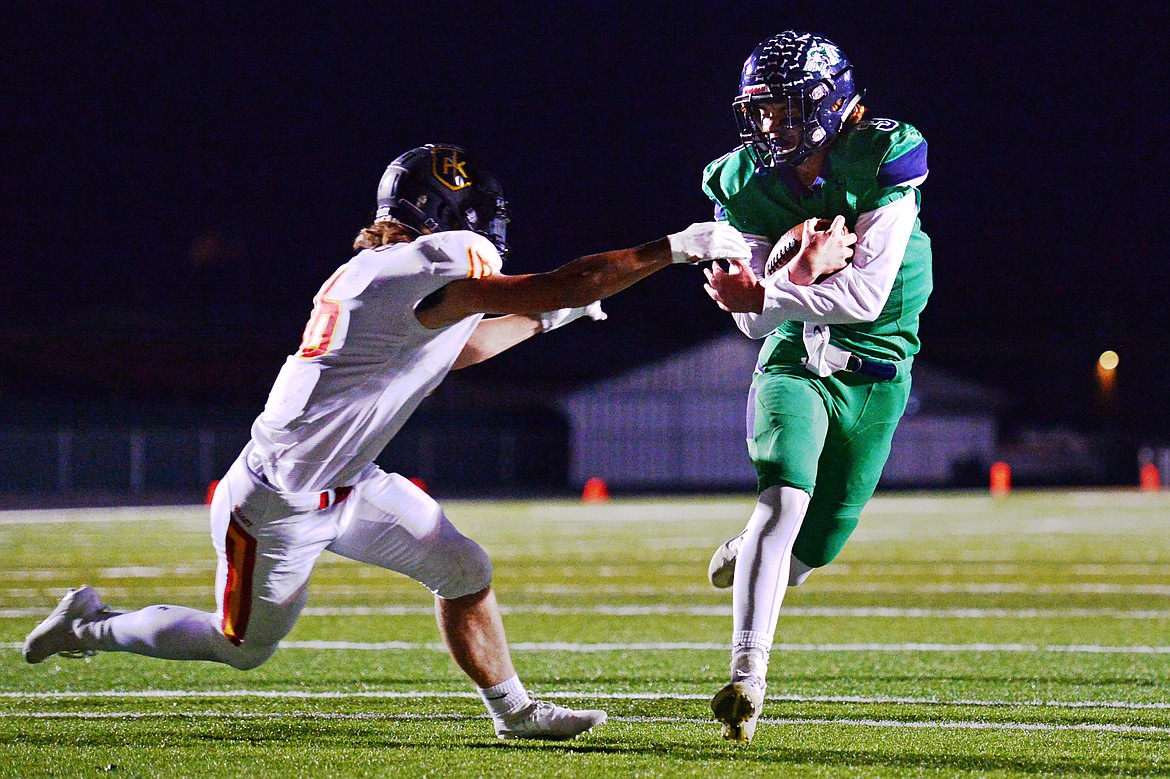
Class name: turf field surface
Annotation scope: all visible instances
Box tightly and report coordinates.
[1,491,1167,777]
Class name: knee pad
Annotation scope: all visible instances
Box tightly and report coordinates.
[219,585,305,670]
[746,485,809,541]
[222,639,279,671]
[430,518,493,600]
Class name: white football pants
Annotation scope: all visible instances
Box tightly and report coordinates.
[77,453,492,670]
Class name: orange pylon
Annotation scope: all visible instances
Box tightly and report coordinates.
[408,477,430,494]
[582,477,610,502]
[1140,463,1161,492]
[205,480,220,504]
[990,461,1011,497]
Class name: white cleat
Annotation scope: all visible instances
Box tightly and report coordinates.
[711,680,765,744]
[23,586,107,664]
[708,532,744,589]
[494,700,607,741]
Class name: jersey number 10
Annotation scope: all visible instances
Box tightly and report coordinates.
[297,267,347,359]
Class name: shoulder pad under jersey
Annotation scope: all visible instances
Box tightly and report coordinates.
[413,231,503,280]
[848,118,929,188]
[701,147,756,207]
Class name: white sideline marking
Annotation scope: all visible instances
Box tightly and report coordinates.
[3,689,1168,712]
[511,583,1170,596]
[322,640,1170,654]
[621,716,1170,735]
[6,561,1167,581]
[292,640,1170,654]
[6,582,1170,603]
[0,710,1165,735]
[7,604,1170,620]
[0,507,200,525]
[5,640,1170,654]
[304,605,1170,619]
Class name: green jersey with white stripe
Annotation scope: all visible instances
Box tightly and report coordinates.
[702,118,933,365]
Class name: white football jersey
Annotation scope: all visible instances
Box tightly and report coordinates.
[248,231,502,493]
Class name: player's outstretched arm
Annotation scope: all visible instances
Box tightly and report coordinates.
[417,223,748,330]
[451,303,607,369]
[451,315,542,369]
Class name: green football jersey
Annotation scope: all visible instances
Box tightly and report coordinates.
[702,118,933,365]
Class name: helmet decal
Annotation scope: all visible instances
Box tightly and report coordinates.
[431,146,472,191]
[374,144,510,256]
[804,44,841,78]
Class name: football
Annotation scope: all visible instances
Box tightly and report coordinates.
[763,218,849,277]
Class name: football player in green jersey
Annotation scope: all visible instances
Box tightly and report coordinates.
[700,30,933,743]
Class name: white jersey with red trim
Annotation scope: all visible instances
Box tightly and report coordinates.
[248,230,502,494]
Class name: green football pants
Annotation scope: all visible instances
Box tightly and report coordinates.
[746,365,911,567]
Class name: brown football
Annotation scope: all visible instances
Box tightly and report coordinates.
[763,218,849,277]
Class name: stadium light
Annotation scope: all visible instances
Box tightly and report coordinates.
[1095,350,1118,414]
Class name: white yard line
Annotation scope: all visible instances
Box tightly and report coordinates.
[5,581,1170,602]
[0,709,1165,734]
[2,689,1168,711]
[304,605,1170,619]
[5,561,1167,580]
[5,639,1170,653]
[515,582,1170,595]
[4,604,1170,620]
[265,640,1170,654]
[0,507,200,525]
[617,716,1170,735]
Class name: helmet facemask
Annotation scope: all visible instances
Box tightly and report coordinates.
[460,193,510,259]
[735,92,810,168]
[735,31,861,171]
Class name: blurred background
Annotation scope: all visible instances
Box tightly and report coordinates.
[4,2,1168,504]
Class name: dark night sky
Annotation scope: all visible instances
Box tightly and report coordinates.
[5,2,1170,439]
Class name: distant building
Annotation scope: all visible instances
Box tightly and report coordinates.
[559,333,1006,490]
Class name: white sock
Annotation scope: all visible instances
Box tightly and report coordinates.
[730,640,769,687]
[731,485,810,648]
[478,675,531,719]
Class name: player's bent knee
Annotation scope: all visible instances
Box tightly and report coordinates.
[431,530,493,600]
[788,554,815,587]
[792,514,859,568]
[222,640,280,671]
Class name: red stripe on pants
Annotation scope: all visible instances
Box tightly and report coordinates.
[222,511,257,646]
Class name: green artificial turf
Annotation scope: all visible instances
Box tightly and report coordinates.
[1,490,1167,777]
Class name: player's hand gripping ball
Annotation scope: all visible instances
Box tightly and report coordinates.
[763,217,854,278]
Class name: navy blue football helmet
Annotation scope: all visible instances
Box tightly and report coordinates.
[375,144,510,256]
[734,31,862,169]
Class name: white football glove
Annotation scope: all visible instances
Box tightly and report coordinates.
[666,222,752,264]
[539,301,607,333]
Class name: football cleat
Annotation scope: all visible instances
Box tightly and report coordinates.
[708,532,744,589]
[23,586,108,664]
[494,700,607,741]
[711,679,766,744]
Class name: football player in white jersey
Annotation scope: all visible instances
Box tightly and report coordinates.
[23,144,753,740]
